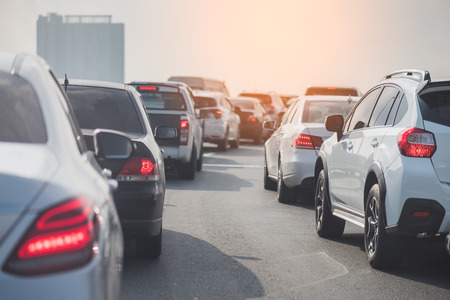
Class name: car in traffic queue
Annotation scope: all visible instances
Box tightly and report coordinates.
[128,81,204,179]
[239,91,287,126]
[229,96,271,144]
[264,95,358,203]
[63,79,173,259]
[315,70,450,269]
[168,75,230,96]
[193,90,241,151]
[0,52,130,299]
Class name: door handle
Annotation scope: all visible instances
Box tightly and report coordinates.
[347,142,353,150]
[371,139,379,148]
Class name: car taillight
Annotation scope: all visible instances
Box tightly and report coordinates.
[210,109,223,119]
[248,115,257,122]
[397,128,436,158]
[118,156,159,181]
[3,197,98,276]
[291,134,323,149]
[180,119,189,145]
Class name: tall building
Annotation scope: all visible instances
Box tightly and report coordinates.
[37,13,124,83]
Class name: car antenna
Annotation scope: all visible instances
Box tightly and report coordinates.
[64,74,69,92]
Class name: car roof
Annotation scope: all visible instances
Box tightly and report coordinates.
[62,78,128,90]
[192,90,225,98]
[229,96,260,103]
[129,81,191,89]
[300,95,361,101]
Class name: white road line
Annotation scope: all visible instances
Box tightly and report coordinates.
[203,163,262,169]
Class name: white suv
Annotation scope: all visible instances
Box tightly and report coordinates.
[315,70,450,269]
[194,90,240,151]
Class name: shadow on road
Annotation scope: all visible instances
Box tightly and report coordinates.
[121,230,265,300]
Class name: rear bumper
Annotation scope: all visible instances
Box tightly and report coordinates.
[281,149,317,190]
[113,180,165,237]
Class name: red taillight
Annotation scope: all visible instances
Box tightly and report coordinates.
[119,157,155,175]
[397,128,436,158]
[291,134,323,149]
[4,197,97,275]
[412,211,431,218]
[211,109,223,119]
[138,86,158,91]
[269,103,275,108]
[180,119,190,145]
[248,116,257,122]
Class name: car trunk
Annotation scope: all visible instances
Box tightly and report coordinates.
[0,145,58,242]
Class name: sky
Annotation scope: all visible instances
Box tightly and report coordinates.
[1,0,450,96]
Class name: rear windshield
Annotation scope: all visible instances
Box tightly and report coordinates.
[140,92,186,111]
[230,100,254,110]
[0,72,47,143]
[303,100,356,123]
[239,93,271,104]
[419,90,450,126]
[194,96,217,108]
[65,86,144,134]
[305,87,359,96]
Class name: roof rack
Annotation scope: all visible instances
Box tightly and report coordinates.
[383,69,431,82]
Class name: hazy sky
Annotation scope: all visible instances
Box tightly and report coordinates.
[1,0,449,95]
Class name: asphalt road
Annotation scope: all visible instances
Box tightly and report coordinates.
[121,141,450,300]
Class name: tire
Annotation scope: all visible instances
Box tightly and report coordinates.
[136,228,162,259]
[365,184,403,269]
[179,147,197,179]
[264,154,277,191]
[230,129,240,149]
[196,143,203,171]
[277,163,297,203]
[218,129,229,151]
[315,170,345,239]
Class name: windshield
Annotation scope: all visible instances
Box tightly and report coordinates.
[303,100,356,123]
[65,86,144,134]
[230,100,254,110]
[0,72,47,143]
[239,93,271,104]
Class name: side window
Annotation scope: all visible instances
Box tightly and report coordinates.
[347,88,381,131]
[369,86,400,127]
[280,101,298,125]
[392,94,407,125]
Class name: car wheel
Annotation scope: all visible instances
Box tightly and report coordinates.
[365,184,403,269]
[230,129,240,149]
[264,154,277,191]
[218,129,229,151]
[179,147,197,179]
[196,143,203,171]
[136,228,162,259]
[277,163,297,203]
[315,170,345,238]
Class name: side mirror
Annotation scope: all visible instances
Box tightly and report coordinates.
[199,109,210,119]
[263,120,276,131]
[325,114,344,141]
[94,129,134,160]
[155,126,177,139]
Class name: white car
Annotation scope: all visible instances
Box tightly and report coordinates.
[193,90,241,151]
[264,95,358,203]
[0,52,129,299]
[315,69,450,269]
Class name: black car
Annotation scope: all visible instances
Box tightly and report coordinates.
[229,96,271,144]
[62,79,175,258]
[239,91,286,126]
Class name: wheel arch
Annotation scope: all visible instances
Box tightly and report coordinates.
[364,163,387,221]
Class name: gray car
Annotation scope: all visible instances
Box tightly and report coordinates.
[0,52,130,299]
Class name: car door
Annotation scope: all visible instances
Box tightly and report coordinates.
[350,86,402,211]
[328,88,381,206]
[266,101,300,177]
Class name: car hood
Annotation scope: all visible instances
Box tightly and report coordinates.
[0,144,58,243]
